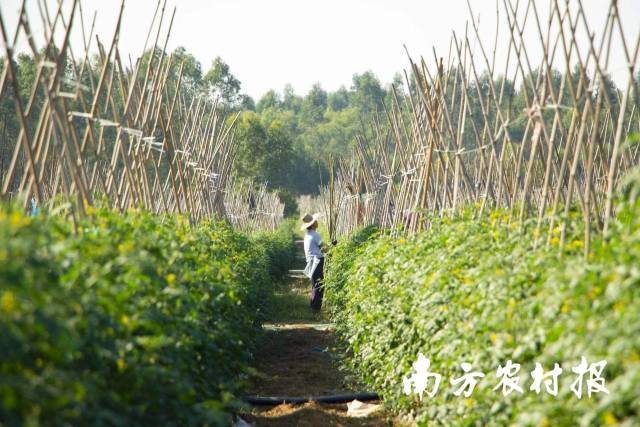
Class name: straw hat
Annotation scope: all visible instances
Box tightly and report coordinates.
[300,213,319,230]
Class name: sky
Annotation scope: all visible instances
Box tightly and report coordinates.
[1,0,639,100]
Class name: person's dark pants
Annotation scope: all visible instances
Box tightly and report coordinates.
[310,257,324,310]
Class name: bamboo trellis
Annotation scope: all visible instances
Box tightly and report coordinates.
[320,0,640,254]
[224,177,285,233]
[0,0,280,229]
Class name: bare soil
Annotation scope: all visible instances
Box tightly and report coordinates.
[241,279,392,427]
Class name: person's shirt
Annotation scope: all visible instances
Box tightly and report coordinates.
[304,229,324,260]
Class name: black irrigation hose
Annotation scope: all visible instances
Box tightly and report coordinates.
[244,392,380,406]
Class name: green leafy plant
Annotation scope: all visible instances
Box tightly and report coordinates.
[252,218,298,281]
[0,205,295,426]
[325,204,640,426]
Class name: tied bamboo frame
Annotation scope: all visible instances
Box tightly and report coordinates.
[318,0,640,256]
[0,0,284,230]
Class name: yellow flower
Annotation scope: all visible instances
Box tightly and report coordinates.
[440,305,448,312]
[561,302,571,314]
[490,333,498,344]
[588,287,602,300]
[602,411,618,426]
[463,398,475,408]
[539,417,551,427]
[117,357,127,372]
[9,212,29,228]
[117,241,134,253]
[0,291,16,314]
[625,352,640,363]
[120,315,130,326]
[550,236,560,246]
[166,273,177,285]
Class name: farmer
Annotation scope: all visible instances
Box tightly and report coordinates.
[301,213,325,311]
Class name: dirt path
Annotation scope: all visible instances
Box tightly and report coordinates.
[241,278,391,427]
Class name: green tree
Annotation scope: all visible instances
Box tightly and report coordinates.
[256,90,282,113]
[282,83,302,112]
[351,71,386,115]
[301,83,328,125]
[233,113,294,190]
[262,121,295,188]
[16,53,38,103]
[233,112,267,179]
[171,47,203,96]
[202,56,242,107]
[239,94,256,111]
[328,86,350,111]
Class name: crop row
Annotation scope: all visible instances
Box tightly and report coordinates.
[0,205,295,426]
[325,182,640,426]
